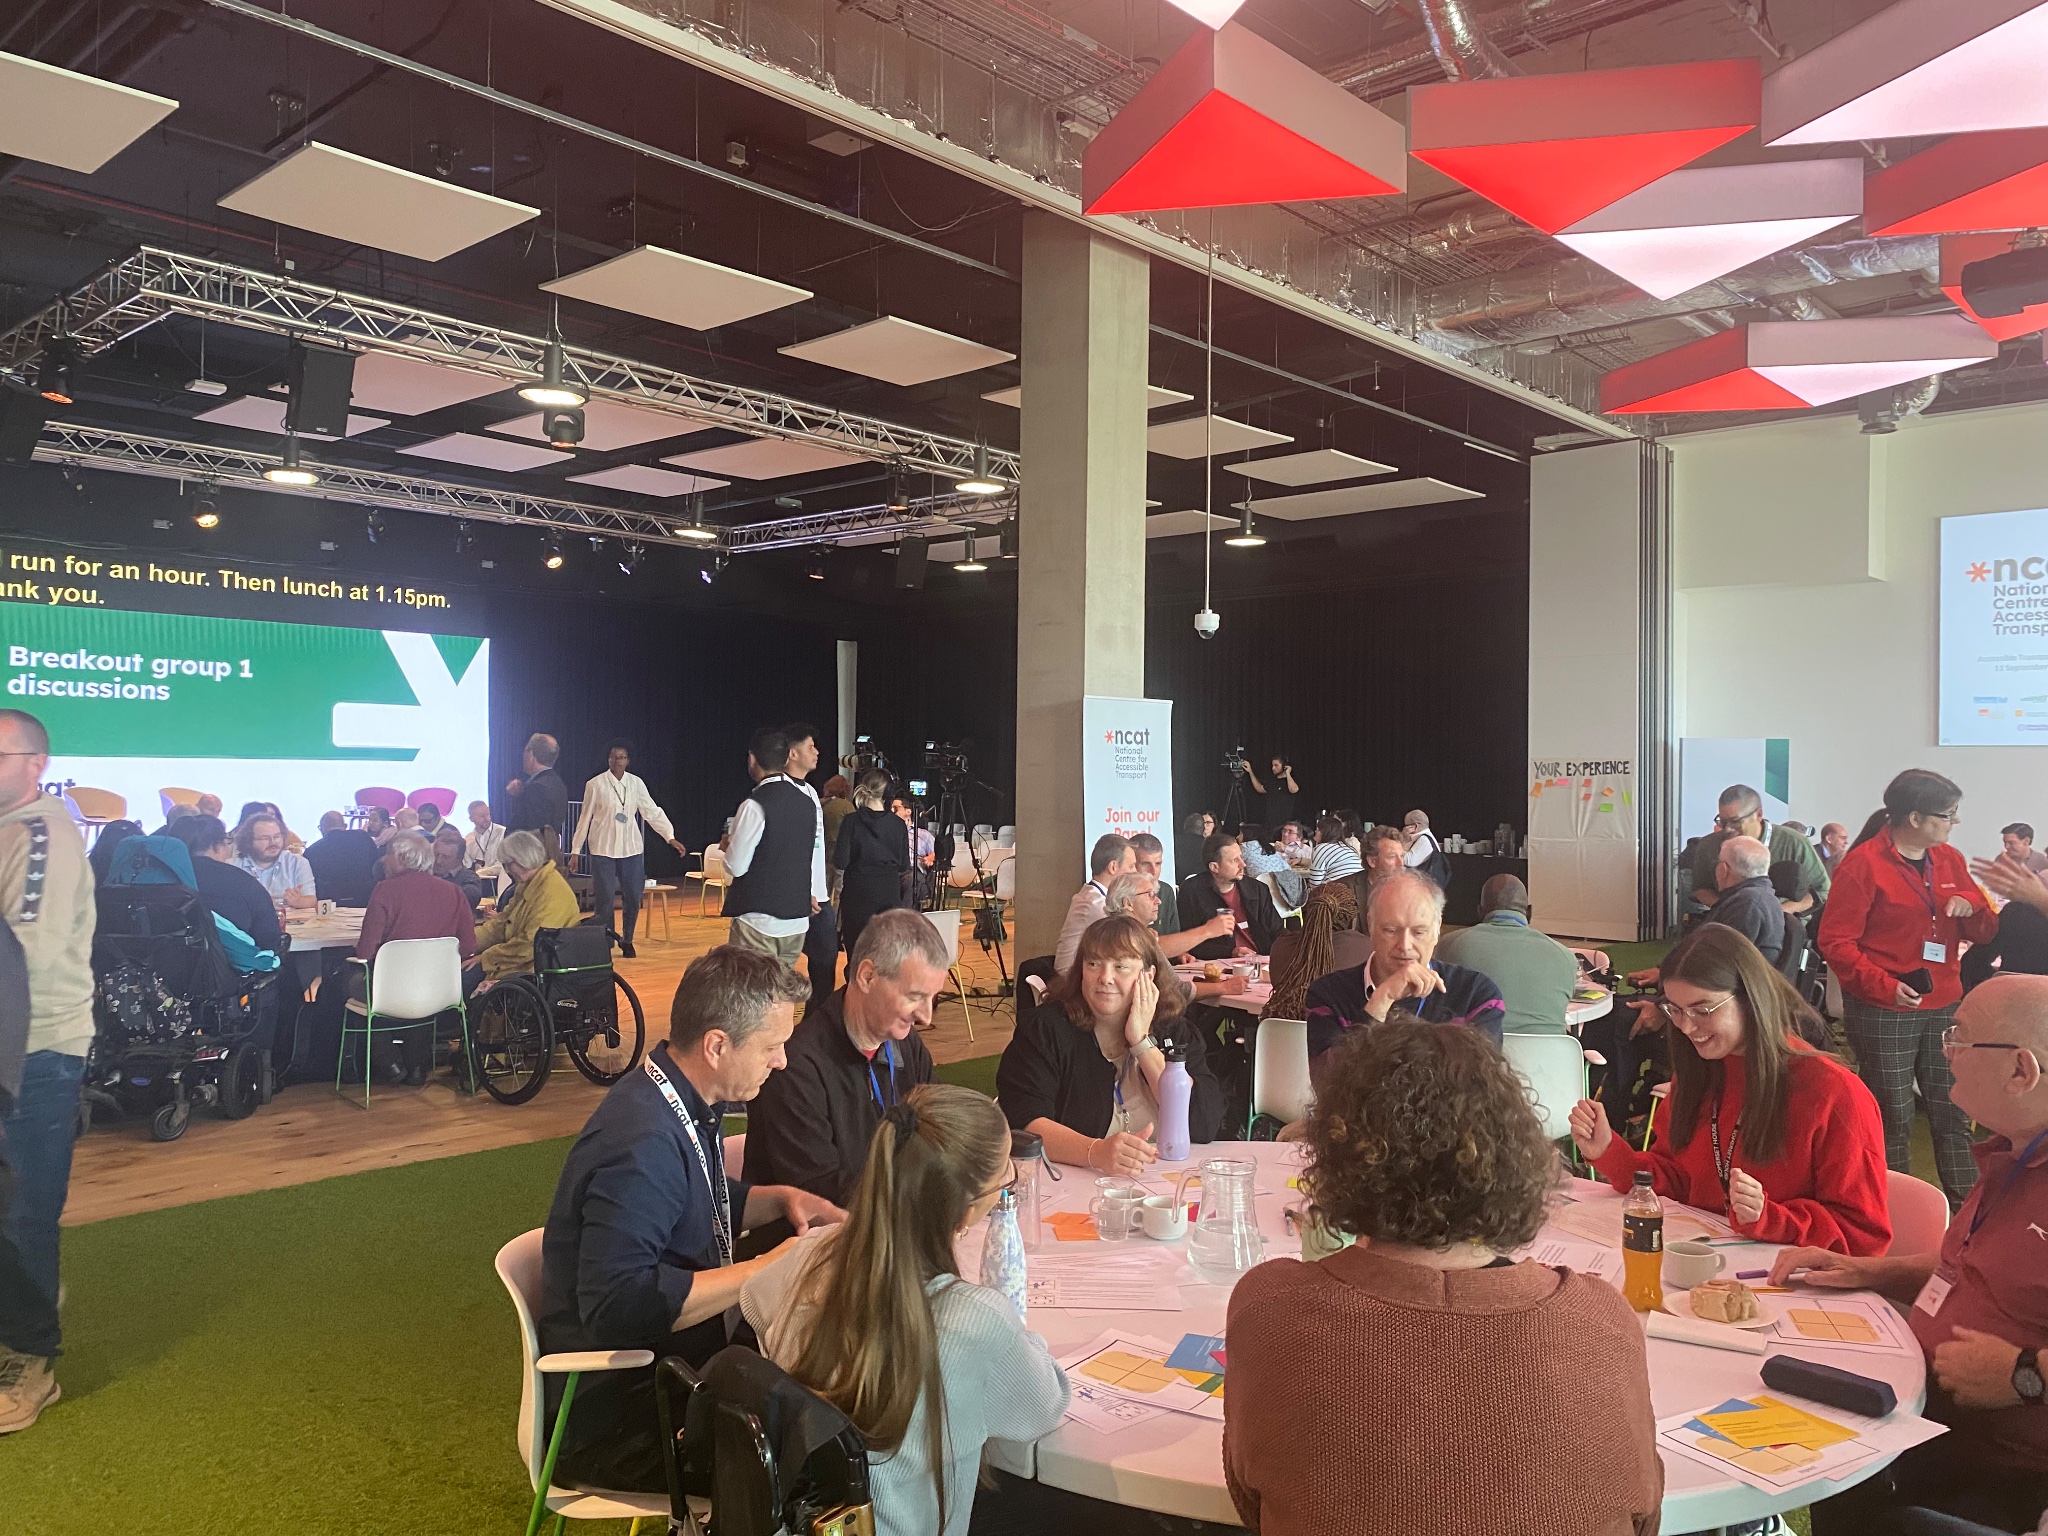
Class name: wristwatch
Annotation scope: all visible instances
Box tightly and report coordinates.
[1132,1034,1160,1058]
[2016,1347,2045,1407]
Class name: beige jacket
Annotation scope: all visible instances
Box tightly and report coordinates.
[0,793,98,1056]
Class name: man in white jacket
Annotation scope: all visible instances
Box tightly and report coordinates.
[569,740,685,958]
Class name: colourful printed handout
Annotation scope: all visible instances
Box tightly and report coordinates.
[1056,1331,1227,1422]
[1657,1394,1945,1495]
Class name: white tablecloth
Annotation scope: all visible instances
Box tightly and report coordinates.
[960,1143,1926,1531]
[285,907,365,951]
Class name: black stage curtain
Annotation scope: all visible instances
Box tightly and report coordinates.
[852,606,1018,833]
[1144,572,1528,844]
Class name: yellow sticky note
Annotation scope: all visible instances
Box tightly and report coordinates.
[1698,1397,1856,1451]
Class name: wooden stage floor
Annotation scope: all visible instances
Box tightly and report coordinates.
[64,905,1021,1227]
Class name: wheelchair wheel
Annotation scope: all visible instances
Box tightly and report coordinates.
[218,1044,261,1120]
[471,979,554,1105]
[150,1100,190,1142]
[563,974,646,1086]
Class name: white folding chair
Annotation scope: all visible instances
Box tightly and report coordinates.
[996,825,1016,848]
[928,907,975,1041]
[493,1230,682,1536]
[338,936,470,1108]
[1251,1019,1312,1131]
[1501,1031,1595,1142]
[685,846,730,916]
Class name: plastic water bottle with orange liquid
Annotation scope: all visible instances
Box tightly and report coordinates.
[1621,1170,1664,1313]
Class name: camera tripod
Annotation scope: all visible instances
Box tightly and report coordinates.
[1221,762,1250,829]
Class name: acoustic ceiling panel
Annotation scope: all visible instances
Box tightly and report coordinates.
[345,352,508,416]
[397,433,573,471]
[1145,510,1236,538]
[1146,414,1294,458]
[1864,127,2048,235]
[663,438,871,479]
[218,143,540,262]
[1249,479,1484,519]
[1408,60,1760,234]
[778,317,1014,386]
[1599,317,1999,412]
[1763,0,2048,144]
[194,395,386,439]
[980,384,1194,411]
[0,52,178,174]
[1225,449,1396,486]
[541,245,812,331]
[567,465,729,497]
[1083,23,1406,214]
[489,400,701,452]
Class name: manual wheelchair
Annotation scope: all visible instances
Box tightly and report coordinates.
[468,922,645,1104]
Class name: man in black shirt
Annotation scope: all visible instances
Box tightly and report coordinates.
[504,732,568,866]
[1179,832,1283,961]
[1239,756,1298,830]
[168,815,286,956]
[1701,835,1788,966]
[742,908,941,1204]
[302,811,380,907]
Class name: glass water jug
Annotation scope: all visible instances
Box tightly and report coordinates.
[1186,1157,1264,1283]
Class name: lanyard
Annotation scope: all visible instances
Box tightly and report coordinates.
[1892,840,1942,925]
[643,1056,733,1268]
[1966,1127,2048,1244]
[610,775,631,813]
[866,1038,897,1113]
[1707,1086,1741,1188]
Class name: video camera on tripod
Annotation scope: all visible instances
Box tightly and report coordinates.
[838,733,893,782]
[1223,745,1249,777]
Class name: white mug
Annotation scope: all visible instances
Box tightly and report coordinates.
[1665,1239,1725,1289]
[1139,1194,1188,1241]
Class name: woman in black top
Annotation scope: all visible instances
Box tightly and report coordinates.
[996,913,1223,1174]
[834,771,910,955]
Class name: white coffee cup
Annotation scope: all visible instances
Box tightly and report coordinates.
[1139,1194,1188,1241]
[1665,1239,1725,1289]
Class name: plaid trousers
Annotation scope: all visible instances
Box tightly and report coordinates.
[1840,994,1978,1205]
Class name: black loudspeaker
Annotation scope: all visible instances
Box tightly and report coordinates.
[286,343,358,436]
[0,387,49,464]
[895,536,928,590]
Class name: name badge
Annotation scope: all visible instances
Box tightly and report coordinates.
[615,812,629,824]
[1913,1272,1952,1316]
[1924,941,1948,963]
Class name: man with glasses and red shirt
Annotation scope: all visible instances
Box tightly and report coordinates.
[1771,973,2048,1536]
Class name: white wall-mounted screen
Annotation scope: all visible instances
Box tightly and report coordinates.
[1939,505,2048,746]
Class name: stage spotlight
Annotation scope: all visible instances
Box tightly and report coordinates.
[885,470,912,514]
[998,519,1019,559]
[588,534,606,555]
[519,339,587,408]
[454,519,475,553]
[543,533,565,570]
[673,522,717,543]
[954,443,1004,496]
[36,341,76,406]
[1224,501,1266,548]
[806,550,827,581]
[619,540,644,575]
[264,435,319,486]
[192,494,220,530]
[953,533,987,573]
[544,407,585,448]
[366,509,386,543]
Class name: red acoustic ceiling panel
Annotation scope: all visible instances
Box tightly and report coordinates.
[1083,23,1407,215]
[1940,232,2048,340]
[1601,317,1998,413]
[1865,128,2048,235]
[1408,60,1761,234]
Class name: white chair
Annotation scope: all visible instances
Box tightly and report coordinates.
[493,1230,681,1536]
[1502,1031,1595,1142]
[338,937,470,1108]
[996,825,1016,847]
[1885,1169,1951,1257]
[685,846,731,916]
[972,823,994,843]
[928,908,975,1042]
[1251,1019,1312,1130]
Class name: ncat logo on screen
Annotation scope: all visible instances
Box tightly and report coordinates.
[1969,557,2048,581]
[1103,728,1152,746]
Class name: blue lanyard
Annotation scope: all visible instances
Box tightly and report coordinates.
[1966,1126,2048,1244]
[866,1038,897,1112]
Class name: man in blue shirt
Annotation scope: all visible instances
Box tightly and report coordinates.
[538,946,844,1490]
[1304,871,1506,1060]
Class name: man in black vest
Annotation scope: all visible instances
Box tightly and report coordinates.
[723,727,824,965]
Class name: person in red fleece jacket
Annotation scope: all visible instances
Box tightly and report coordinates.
[1818,769,1996,1207]
[1571,923,1890,1255]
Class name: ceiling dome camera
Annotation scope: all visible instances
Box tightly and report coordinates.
[1194,607,1220,639]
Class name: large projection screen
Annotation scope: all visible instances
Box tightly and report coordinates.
[1940,505,2048,746]
[0,540,487,834]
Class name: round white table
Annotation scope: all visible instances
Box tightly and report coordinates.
[285,907,365,952]
[963,1142,1926,1532]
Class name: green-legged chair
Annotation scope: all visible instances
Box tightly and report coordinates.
[336,936,473,1107]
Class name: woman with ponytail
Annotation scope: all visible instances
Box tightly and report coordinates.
[740,1084,1069,1536]
[1818,769,1995,1205]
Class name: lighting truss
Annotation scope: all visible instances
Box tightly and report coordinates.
[723,493,1018,553]
[0,247,1020,484]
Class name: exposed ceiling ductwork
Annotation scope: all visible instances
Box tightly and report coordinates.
[1413,0,1523,81]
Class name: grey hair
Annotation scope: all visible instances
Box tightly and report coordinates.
[851,907,950,979]
[1103,871,1156,917]
[1402,808,1430,829]
[1719,783,1762,815]
[1721,835,1771,881]
[524,731,559,767]
[1366,869,1447,922]
[499,829,548,872]
[388,830,435,874]
[670,945,811,1050]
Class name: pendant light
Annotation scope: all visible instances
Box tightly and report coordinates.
[520,339,588,408]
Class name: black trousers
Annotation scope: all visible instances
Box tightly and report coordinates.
[1810,1430,2048,1535]
[803,902,839,1009]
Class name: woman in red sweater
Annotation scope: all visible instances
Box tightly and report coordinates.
[1569,923,1890,1255]
[1817,769,1995,1206]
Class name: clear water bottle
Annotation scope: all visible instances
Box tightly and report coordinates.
[979,1187,1028,1317]
[1155,1044,1193,1162]
[1010,1129,1047,1251]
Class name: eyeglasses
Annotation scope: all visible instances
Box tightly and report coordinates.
[1926,810,1961,825]
[1941,1026,2025,1054]
[1658,993,1736,1026]
[1713,812,1758,831]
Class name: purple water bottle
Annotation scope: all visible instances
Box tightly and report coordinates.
[1156,1043,1193,1162]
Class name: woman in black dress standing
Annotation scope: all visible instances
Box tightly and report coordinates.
[834,770,911,955]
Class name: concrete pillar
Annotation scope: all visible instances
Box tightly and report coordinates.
[1013,213,1151,959]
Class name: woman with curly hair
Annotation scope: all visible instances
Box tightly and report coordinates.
[1224,1022,1662,1536]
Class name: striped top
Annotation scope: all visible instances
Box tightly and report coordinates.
[1307,841,1363,886]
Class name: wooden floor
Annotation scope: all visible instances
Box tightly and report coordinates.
[64,904,1022,1227]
